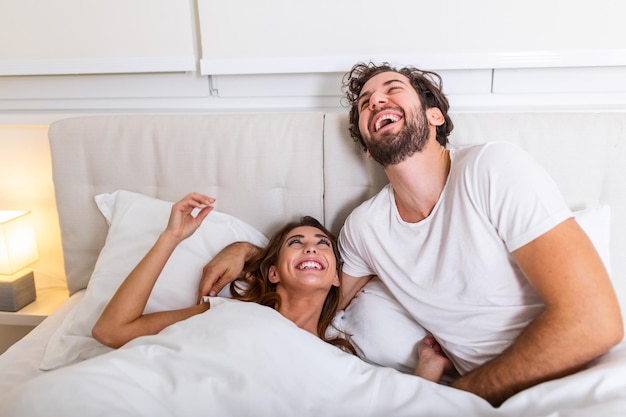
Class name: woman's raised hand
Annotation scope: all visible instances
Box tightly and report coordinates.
[165,193,215,242]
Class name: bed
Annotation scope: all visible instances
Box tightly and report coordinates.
[1,112,626,416]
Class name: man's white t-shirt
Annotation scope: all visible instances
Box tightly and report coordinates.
[339,142,572,374]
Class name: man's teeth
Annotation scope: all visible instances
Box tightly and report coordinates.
[297,261,322,270]
[375,114,400,132]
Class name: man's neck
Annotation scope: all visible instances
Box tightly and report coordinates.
[384,141,450,223]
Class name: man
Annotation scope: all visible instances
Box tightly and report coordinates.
[199,62,623,406]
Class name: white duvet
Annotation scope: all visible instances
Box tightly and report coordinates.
[4,298,626,417]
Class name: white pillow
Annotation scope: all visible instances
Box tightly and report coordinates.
[40,190,268,370]
[338,205,612,374]
[337,277,427,374]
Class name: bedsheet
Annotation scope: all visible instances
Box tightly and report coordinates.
[3,298,626,417]
[0,291,84,394]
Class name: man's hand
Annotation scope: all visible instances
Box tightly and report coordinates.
[197,241,260,302]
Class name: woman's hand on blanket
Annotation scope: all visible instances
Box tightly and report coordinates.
[198,241,261,301]
[164,193,215,242]
[414,336,456,383]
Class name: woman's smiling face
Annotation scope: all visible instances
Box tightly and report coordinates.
[269,226,340,293]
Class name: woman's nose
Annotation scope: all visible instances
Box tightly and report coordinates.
[305,246,317,254]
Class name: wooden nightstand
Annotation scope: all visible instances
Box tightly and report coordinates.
[0,286,69,326]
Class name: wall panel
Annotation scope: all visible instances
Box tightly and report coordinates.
[197,0,626,75]
[0,0,196,75]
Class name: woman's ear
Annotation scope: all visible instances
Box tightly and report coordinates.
[426,107,445,127]
[268,266,280,283]
[332,273,341,288]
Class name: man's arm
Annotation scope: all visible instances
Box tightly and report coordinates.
[339,272,372,310]
[200,244,372,309]
[198,241,261,300]
[452,218,623,406]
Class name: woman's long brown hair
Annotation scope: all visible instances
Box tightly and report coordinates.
[230,216,355,355]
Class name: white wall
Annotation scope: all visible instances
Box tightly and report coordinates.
[0,126,66,291]
[1,0,626,125]
[1,0,625,289]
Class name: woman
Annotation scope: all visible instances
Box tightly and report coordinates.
[92,192,450,382]
[92,192,352,353]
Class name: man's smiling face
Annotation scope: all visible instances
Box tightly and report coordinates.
[356,71,432,166]
[357,72,417,139]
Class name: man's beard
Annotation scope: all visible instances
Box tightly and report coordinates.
[365,106,430,167]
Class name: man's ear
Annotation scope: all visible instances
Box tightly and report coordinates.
[268,266,280,283]
[426,107,445,127]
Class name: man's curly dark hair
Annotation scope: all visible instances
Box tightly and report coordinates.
[342,62,454,151]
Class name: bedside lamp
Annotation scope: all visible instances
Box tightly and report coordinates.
[0,210,38,311]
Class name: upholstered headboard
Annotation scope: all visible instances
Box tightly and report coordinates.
[49,113,329,294]
[49,111,626,323]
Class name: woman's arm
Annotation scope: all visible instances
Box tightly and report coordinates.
[92,193,215,348]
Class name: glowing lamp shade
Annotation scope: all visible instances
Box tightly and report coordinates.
[0,210,39,276]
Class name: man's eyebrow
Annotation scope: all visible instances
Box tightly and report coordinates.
[358,78,408,104]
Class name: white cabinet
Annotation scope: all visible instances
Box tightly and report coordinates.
[0,0,196,76]
[1,0,626,116]
[197,0,626,76]
[0,287,69,354]
[0,287,68,327]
